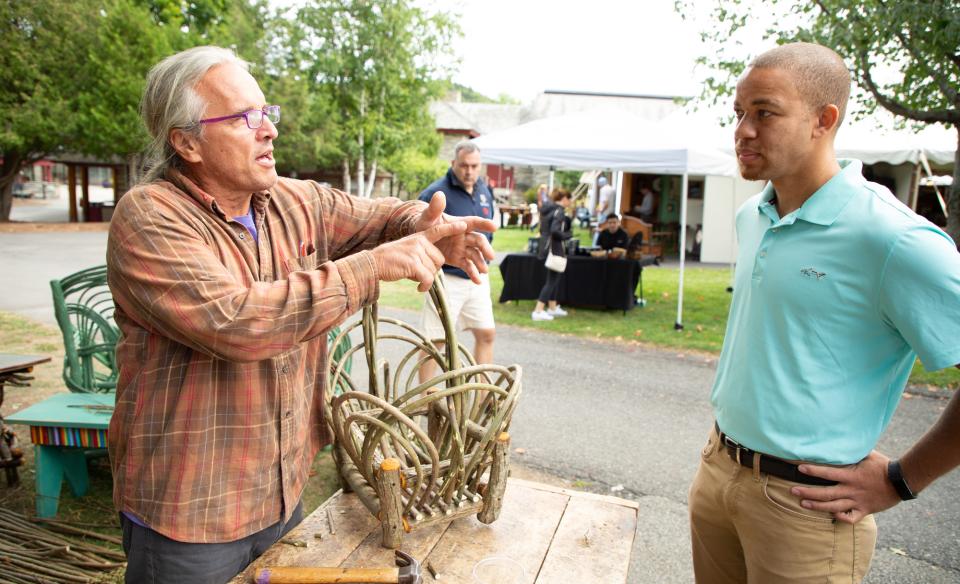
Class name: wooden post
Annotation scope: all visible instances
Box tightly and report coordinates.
[376,458,404,549]
[112,166,120,203]
[67,164,78,223]
[81,166,90,222]
[478,431,510,524]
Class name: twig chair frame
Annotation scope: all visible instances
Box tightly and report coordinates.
[323,274,522,548]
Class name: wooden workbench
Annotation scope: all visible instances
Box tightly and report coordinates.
[232,478,638,583]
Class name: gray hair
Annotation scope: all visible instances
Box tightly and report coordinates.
[140,46,250,183]
[453,140,480,160]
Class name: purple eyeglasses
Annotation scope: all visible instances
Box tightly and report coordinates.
[198,105,280,129]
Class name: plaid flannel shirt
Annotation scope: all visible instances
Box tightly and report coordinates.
[106,170,424,542]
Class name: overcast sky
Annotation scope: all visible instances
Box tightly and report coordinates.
[428,0,767,103]
[271,0,778,106]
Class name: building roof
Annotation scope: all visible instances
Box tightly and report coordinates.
[431,90,685,139]
[430,101,525,135]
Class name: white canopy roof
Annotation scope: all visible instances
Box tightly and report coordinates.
[472,110,737,176]
[835,121,956,166]
[659,109,957,168]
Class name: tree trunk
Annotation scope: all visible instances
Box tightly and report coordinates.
[0,180,14,222]
[947,125,960,248]
[364,161,378,198]
[342,158,351,195]
[0,152,26,222]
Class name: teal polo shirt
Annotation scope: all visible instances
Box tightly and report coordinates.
[712,160,960,464]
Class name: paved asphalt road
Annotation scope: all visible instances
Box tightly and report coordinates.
[1,230,958,583]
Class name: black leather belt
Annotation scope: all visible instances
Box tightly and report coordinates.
[715,424,838,487]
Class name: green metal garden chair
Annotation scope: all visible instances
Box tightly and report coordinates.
[50,265,119,394]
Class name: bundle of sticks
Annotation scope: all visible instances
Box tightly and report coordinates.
[0,507,125,583]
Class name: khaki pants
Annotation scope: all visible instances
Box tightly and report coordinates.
[688,426,877,584]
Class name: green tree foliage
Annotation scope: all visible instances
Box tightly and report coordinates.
[295,0,457,197]
[1,1,87,219]
[555,170,582,192]
[677,0,960,243]
[384,132,448,199]
[0,0,262,221]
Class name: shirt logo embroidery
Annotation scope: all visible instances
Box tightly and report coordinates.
[800,267,826,280]
[479,193,488,203]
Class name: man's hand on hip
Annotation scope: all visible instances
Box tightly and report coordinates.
[414,191,497,284]
[790,450,901,524]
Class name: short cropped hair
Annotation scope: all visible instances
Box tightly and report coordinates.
[605,213,621,222]
[550,188,571,202]
[140,46,249,183]
[749,42,851,128]
[453,140,480,160]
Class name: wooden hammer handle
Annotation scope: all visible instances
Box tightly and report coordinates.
[256,566,400,583]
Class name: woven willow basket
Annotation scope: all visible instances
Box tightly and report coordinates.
[323,274,522,548]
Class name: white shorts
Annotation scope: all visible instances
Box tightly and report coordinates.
[419,272,495,340]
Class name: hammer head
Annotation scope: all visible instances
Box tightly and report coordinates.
[395,550,422,584]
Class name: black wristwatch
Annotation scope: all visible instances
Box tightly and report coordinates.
[887,459,917,501]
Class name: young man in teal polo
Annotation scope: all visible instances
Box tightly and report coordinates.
[688,42,960,583]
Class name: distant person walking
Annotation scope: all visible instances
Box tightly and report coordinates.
[532,188,573,321]
[595,175,615,219]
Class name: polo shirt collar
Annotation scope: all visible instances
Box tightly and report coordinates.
[447,167,486,197]
[757,159,862,226]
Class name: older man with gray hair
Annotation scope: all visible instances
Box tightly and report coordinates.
[106,46,495,583]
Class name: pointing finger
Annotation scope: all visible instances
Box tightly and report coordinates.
[424,220,468,243]
[458,216,498,234]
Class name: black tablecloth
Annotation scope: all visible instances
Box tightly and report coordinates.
[498,253,656,311]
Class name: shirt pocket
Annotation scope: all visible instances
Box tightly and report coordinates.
[283,251,319,275]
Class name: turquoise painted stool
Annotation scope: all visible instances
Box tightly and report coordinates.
[5,392,112,518]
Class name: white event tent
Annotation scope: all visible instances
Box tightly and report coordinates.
[473,110,737,330]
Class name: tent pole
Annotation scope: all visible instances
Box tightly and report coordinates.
[548,167,555,194]
[675,173,689,331]
[614,171,624,215]
[589,171,600,212]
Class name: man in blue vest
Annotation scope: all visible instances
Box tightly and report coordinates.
[689,42,960,583]
[418,141,496,382]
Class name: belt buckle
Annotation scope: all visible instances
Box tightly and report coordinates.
[722,434,744,465]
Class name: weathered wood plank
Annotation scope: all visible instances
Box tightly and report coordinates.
[231,491,379,583]
[340,515,450,571]
[535,497,637,584]
[422,480,568,583]
[232,478,640,583]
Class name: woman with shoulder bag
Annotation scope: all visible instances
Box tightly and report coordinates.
[532,188,573,321]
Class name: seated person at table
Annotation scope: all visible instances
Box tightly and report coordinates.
[632,185,657,223]
[597,214,629,252]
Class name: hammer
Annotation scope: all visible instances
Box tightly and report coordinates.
[255,550,422,584]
